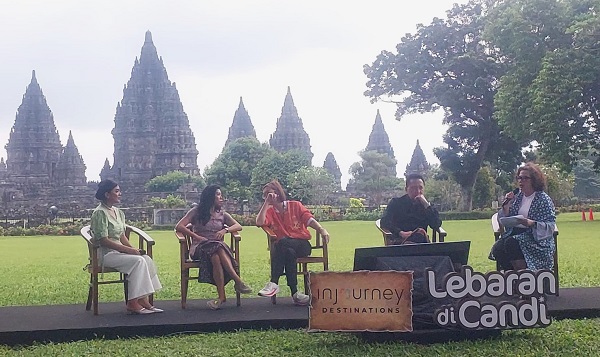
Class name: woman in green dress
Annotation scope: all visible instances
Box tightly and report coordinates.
[91,179,163,314]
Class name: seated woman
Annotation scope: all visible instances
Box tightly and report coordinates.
[490,162,556,271]
[256,179,330,306]
[91,179,163,315]
[175,185,252,310]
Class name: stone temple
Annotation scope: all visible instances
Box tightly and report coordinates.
[100,31,199,191]
[1,70,92,216]
[0,31,403,217]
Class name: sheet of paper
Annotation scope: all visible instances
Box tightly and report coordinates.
[499,215,526,228]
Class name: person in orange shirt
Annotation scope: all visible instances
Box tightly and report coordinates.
[256,179,330,305]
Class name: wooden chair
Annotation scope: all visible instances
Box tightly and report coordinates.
[261,226,329,304]
[175,227,242,309]
[491,212,559,294]
[81,224,155,315]
[375,219,447,245]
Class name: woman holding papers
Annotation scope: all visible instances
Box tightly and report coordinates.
[490,163,556,271]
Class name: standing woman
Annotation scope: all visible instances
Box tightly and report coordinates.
[490,163,556,271]
[175,185,252,310]
[91,179,163,314]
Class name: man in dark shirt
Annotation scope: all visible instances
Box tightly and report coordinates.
[380,173,442,244]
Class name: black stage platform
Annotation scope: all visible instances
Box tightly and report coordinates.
[1,287,599,347]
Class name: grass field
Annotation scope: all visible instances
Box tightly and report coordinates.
[1,212,599,356]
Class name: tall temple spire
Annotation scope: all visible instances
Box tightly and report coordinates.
[225,96,257,147]
[405,139,430,177]
[55,130,87,185]
[365,109,396,175]
[323,152,342,191]
[269,87,313,160]
[5,71,63,185]
[106,31,199,188]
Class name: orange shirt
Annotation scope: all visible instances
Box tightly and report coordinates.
[263,201,314,240]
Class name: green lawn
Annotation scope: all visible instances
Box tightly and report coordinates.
[1,212,599,355]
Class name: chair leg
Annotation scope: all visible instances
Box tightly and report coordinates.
[236,290,241,307]
[301,263,309,294]
[554,252,559,297]
[181,270,189,309]
[271,294,277,305]
[86,275,93,311]
[92,274,99,315]
[123,274,129,304]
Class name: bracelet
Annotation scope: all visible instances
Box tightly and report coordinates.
[225,227,229,233]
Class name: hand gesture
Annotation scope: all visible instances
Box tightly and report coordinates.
[320,228,330,244]
[399,231,412,239]
[415,195,430,208]
[265,192,278,205]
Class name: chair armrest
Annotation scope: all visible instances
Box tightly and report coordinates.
[126,225,155,257]
[436,226,447,242]
[375,219,393,237]
[494,231,501,241]
[260,226,277,251]
[261,226,277,238]
[175,230,187,243]
[126,225,155,244]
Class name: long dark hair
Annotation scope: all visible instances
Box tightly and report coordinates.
[192,185,220,226]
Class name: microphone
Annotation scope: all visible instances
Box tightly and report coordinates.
[502,188,520,207]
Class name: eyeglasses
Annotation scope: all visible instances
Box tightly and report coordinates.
[516,176,531,181]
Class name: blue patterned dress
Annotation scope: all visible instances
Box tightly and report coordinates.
[496,191,556,270]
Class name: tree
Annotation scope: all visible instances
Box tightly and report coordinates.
[539,163,574,206]
[472,165,496,209]
[488,0,600,171]
[573,159,600,199]
[147,194,187,208]
[426,177,462,212]
[425,164,463,211]
[363,0,522,211]
[348,150,404,205]
[286,167,337,204]
[204,137,273,202]
[145,171,205,192]
[250,150,312,199]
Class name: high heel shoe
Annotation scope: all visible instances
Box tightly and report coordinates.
[127,307,155,315]
[235,281,253,294]
[207,299,225,310]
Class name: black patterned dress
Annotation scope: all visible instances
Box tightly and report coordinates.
[190,210,239,285]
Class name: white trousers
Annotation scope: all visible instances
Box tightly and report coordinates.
[102,251,162,300]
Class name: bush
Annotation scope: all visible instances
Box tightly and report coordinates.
[439,210,496,221]
[230,214,257,227]
[343,210,382,221]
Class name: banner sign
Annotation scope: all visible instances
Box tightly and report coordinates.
[308,271,413,332]
[429,266,556,329]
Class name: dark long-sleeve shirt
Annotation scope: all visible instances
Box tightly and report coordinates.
[380,194,442,237]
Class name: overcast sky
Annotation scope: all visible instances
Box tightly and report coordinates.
[0,0,466,187]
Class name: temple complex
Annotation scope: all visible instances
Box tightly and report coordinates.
[100,31,199,190]
[225,97,257,146]
[0,32,405,219]
[269,87,313,161]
